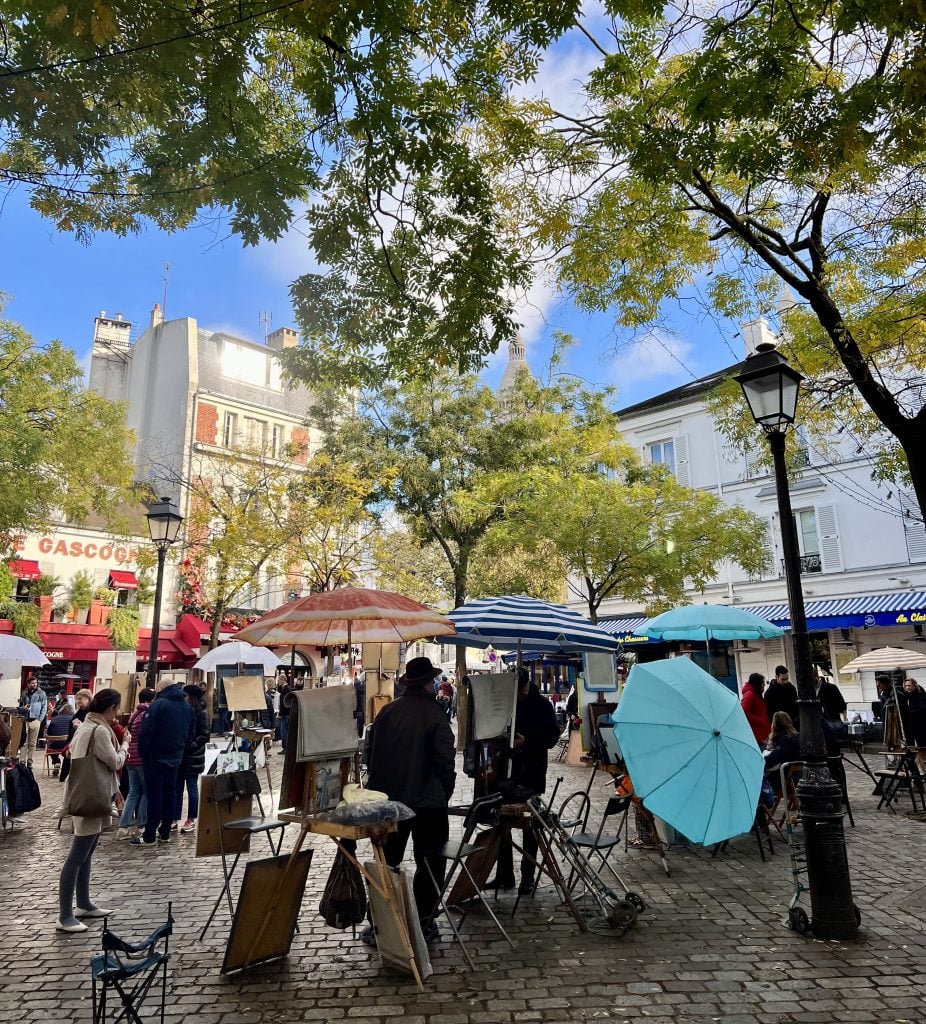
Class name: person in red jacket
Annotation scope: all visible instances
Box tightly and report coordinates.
[741,673,771,746]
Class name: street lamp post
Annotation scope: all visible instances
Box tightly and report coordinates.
[145,496,184,690]
[736,344,858,940]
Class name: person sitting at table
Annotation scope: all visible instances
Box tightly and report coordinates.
[763,712,801,792]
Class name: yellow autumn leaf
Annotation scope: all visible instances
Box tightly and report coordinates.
[91,3,118,45]
[46,4,68,28]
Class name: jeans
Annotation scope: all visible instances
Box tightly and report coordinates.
[25,719,40,764]
[58,833,100,924]
[279,715,289,752]
[383,808,449,925]
[143,761,181,842]
[119,766,147,829]
[173,770,199,822]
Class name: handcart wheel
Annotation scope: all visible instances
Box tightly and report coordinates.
[625,892,646,912]
[606,899,638,932]
[787,906,810,934]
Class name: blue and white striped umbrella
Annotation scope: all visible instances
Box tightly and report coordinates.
[446,595,618,653]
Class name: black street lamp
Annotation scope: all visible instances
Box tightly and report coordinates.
[145,496,184,690]
[736,344,858,939]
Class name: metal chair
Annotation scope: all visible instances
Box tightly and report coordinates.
[423,793,515,968]
[563,794,632,889]
[91,904,173,1024]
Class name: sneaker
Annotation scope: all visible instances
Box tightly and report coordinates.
[56,920,88,933]
[359,925,377,948]
[116,828,134,841]
[421,920,440,944]
[484,876,516,891]
[75,906,114,919]
[180,819,196,834]
[157,835,172,845]
[130,837,157,848]
[169,821,179,832]
[518,879,535,896]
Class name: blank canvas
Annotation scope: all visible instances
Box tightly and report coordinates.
[294,686,358,761]
[223,675,266,712]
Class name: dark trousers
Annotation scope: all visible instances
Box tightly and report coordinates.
[496,823,539,885]
[382,809,449,924]
[143,761,180,842]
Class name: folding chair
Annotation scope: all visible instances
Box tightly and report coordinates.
[423,793,515,969]
[91,904,173,1024]
[560,794,631,894]
[43,734,69,777]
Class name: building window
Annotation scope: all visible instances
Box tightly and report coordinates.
[792,508,821,574]
[794,426,812,467]
[243,417,268,449]
[271,423,286,458]
[222,412,238,447]
[649,439,675,475]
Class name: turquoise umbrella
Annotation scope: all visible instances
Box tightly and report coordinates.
[613,658,764,846]
[640,603,784,641]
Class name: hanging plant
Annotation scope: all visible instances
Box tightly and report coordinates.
[107,607,139,651]
[2,600,42,644]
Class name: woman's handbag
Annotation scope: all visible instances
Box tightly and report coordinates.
[213,769,261,803]
[63,725,113,818]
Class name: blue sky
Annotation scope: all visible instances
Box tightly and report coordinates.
[4,186,743,408]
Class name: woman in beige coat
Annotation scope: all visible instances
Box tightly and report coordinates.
[57,688,130,933]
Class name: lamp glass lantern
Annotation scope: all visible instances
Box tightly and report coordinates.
[735,344,803,433]
[146,496,183,549]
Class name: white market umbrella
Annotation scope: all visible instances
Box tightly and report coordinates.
[193,640,282,673]
[0,634,50,667]
[838,647,926,674]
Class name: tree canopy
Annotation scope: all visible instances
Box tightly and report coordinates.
[0,306,136,548]
[5,1,926,518]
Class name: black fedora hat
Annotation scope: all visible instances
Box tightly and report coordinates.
[400,656,441,686]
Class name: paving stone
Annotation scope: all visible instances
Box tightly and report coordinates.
[4,750,926,1024]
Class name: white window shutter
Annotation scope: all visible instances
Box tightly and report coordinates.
[817,504,843,572]
[674,434,690,486]
[900,491,926,563]
[759,515,778,579]
[744,443,763,479]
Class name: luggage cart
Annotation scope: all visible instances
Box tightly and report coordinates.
[525,792,643,935]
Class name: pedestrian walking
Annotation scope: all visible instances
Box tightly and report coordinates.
[56,688,130,933]
[741,672,771,745]
[132,682,194,848]
[18,673,47,767]
[764,664,799,724]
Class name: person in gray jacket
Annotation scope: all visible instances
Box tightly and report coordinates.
[366,656,455,940]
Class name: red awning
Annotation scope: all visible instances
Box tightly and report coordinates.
[108,570,138,589]
[136,636,195,661]
[8,559,41,580]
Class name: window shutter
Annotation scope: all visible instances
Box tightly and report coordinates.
[900,491,926,563]
[674,434,690,486]
[817,504,843,573]
[759,515,778,579]
[744,444,763,479]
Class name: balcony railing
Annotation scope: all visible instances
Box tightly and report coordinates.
[781,553,822,575]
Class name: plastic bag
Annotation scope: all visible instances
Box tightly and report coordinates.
[319,847,367,929]
[316,800,414,826]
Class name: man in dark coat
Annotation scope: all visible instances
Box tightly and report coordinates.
[764,665,799,724]
[133,683,195,846]
[174,685,210,833]
[815,672,847,722]
[489,669,559,895]
[366,656,455,940]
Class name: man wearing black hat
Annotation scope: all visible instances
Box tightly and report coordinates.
[366,656,455,941]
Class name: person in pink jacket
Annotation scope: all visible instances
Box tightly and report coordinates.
[741,673,771,746]
[116,687,156,840]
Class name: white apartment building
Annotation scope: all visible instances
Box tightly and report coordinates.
[595,322,926,711]
[89,306,322,619]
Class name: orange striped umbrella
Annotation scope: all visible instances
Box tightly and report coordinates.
[235,587,455,647]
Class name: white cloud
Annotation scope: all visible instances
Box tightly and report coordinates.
[607,331,701,394]
[245,204,320,285]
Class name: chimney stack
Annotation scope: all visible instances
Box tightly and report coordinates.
[150,303,164,329]
[740,318,777,358]
[266,326,299,350]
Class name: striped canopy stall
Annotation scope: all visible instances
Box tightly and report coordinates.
[446,595,618,653]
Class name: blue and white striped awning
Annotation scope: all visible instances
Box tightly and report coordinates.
[447,595,618,653]
[601,591,926,639]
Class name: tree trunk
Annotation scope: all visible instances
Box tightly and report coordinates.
[453,553,469,751]
[209,597,225,650]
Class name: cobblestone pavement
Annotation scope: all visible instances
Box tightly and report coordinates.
[3,748,925,1024]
